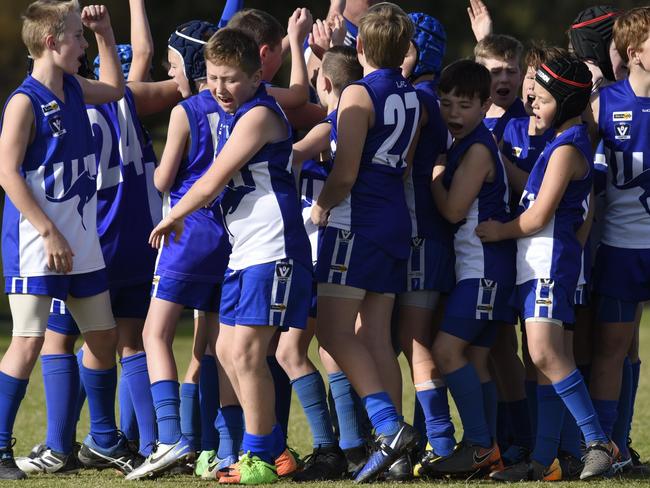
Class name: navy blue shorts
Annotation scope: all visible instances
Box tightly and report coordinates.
[406,237,455,293]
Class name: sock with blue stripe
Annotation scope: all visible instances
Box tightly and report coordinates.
[79,363,118,448]
[180,383,200,451]
[0,372,28,449]
[151,380,182,445]
[531,385,564,466]
[199,355,220,451]
[525,380,538,439]
[415,387,455,456]
[118,367,137,442]
[444,364,491,448]
[292,371,336,447]
[216,405,244,459]
[121,353,157,456]
[482,381,498,441]
[361,392,399,436]
[267,356,291,438]
[242,431,275,465]
[42,354,79,454]
[553,369,607,444]
[508,399,533,449]
[328,372,365,449]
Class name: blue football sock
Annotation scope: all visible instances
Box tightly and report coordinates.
[242,431,274,464]
[180,383,200,451]
[525,380,537,439]
[628,360,641,438]
[151,380,182,445]
[118,367,137,442]
[444,364,491,448]
[74,349,86,427]
[361,392,399,436]
[42,354,79,454]
[592,399,618,439]
[216,405,244,459]
[328,372,365,449]
[415,387,455,456]
[267,356,291,439]
[413,397,427,451]
[531,385,564,466]
[271,423,285,459]
[0,372,28,449]
[559,406,582,459]
[482,382,498,441]
[496,402,510,451]
[120,353,157,456]
[79,363,118,448]
[507,399,533,449]
[553,369,607,444]
[292,372,336,447]
[612,358,632,458]
[199,355,219,451]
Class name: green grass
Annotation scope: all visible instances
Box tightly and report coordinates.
[1,310,649,486]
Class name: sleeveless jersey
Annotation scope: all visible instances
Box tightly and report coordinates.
[405,79,453,245]
[2,74,104,277]
[300,111,335,263]
[444,123,515,283]
[501,116,554,174]
[219,85,311,270]
[328,68,420,259]
[155,90,231,282]
[516,123,593,289]
[484,98,528,143]
[598,79,650,248]
[87,87,162,286]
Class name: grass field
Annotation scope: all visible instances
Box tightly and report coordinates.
[1,309,649,487]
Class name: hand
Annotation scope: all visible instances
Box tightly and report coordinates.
[328,14,347,47]
[149,215,185,249]
[81,5,112,36]
[326,0,345,22]
[311,203,329,227]
[43,227,74,274]
[467,0,493,42]
[308,19,332,60]
[475,219,502,242]
[288,8,313,46]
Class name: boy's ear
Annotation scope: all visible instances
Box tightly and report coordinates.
[259,44,270,63]
[44,34,57,52]
[324,74,333,93]
[627,45,638,66]
[356,36,364,56]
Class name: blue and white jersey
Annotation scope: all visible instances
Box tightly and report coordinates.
[444,123,514,283]
[328,68,420,260]
[598,79,650,249]
[155,90,231,283]
[87,87,162,286]
[300,111,335,263]
[342,17,358,47]
[516,124,593,290]
[219,85,311,270]
[501,116,554,174]
[2,75,104,277]
[405,79,452,245]
[484,98,528,143]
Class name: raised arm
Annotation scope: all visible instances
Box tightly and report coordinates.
[127,0,154,82]
[467,0,493,42]
[128,79,182,117]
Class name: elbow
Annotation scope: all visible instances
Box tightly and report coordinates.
[444,209,466,225]
[153,172,171,193]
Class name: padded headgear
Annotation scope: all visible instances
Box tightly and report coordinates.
[408,12,446,80]
[569,6,620,82]
[93,44,133,80]
[168,20,218,87]
[535,56,592,128]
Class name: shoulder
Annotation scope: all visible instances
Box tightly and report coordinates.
[339,83,373,109]
[3,92,35,122]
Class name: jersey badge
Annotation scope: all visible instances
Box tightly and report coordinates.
[48,115,66,137]
[613,111,633,122]
[41,100,60,116]
[614,122,631,141]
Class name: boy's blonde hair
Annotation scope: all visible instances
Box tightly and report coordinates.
[205,28,261,77]
[322,46,363,95]
[358,2,413,69]
[21,0,80,58]
[524,42,569,71]
[613,7,650,64]
[474,34,523,64]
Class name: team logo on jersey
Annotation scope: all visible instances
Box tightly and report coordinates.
[480,279,495,289]
[275,261,293,280]
[329,264,348,272]
[512,147,523,158]
[270,303,287,311]
[41,100,60,115]
[48,115,66,137]
[614,122,631,140]
[411,237,424,248]
[338,230,353,241]
[613,111,633,122]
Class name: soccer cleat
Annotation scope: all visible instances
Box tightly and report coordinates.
[413,443,445,478]
[0,442,27,480]
[580,440,618,480]
[274,447,300,477]
[292,445,348,482]
[16,444,80,475]
[219,452,278,484]
[558,451,583,480]
[427,440,503,475]
[203,453,239,479]
[194,449,216,477]
[124,437,192,480]
[78,433,137,475]
[490,458,562,481]
[353,422,419,483]
[501,444,531,467]
[383,454,412,481]
[343,444,369,477]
